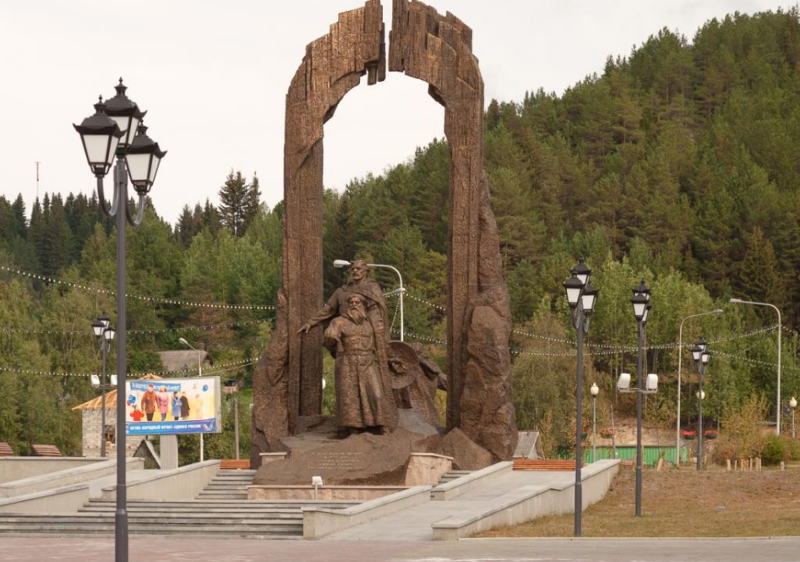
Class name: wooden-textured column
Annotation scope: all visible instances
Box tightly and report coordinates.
[390,0,517,460]
[251,1,385,463]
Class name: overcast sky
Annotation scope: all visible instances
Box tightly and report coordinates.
[0,0,784,225]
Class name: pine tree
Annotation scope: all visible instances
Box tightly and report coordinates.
[0,197,16,243]
[736,226,787,311]
[11,195,26,238]
[28,197,45,273]
[242,172,261,234]
[41,194,72,276]
[176,205,195,247]
[331,191,355,263]
[202,199,222,235]
[218,171,249,237]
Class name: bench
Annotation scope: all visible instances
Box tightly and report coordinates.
[220,459,250,470]
[32,444,61,457]
[0,442,13,457]
[513,459,576,471]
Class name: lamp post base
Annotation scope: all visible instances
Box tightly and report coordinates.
[115,501,128,561]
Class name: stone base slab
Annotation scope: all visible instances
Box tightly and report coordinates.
[247,485,407,501]
[405,453,452,486]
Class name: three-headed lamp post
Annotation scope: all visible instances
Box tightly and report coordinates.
[676,310,723,466]
[562,258,599,537]
[74,79,166,562]
[691,340,710,470]
[91,315,115,457]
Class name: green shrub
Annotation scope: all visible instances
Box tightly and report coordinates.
[712,436,737,465]
[713,394,767,465]
[785,437,800,461]
[761,434,789,466]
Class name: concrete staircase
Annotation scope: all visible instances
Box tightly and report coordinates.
[196,468,256,500]
[0,498,360,539]
[0,470,359,539]
[436,470,471,485]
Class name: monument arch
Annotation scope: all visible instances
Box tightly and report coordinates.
[252,0,517,465]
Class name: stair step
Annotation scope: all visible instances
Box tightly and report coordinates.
[0,515,301,525]
[0,524,301,534]
[0,493,367,539]
[86,500,356,508]
[211,477,254,481]
[436,470,473,485]
[0,529,302,540]
[84,503,354,510]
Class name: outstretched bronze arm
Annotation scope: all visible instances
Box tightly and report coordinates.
[297,291,341,334]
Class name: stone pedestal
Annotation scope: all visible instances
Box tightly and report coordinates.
[259,452,288,467]
[404,453,453,486]
[160,435,179,470]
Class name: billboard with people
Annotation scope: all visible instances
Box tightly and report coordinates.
[125,377,221,436]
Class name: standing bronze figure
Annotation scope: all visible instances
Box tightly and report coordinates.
[299,261,398,435]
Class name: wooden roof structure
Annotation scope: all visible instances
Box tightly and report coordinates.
[72,373,163,411]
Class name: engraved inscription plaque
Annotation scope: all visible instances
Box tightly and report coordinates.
[309,451,367,472]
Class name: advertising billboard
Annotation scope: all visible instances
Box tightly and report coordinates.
[125,377,221,436]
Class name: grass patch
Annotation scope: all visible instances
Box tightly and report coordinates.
[476,467,800,537]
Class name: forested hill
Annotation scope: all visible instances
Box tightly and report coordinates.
[485,7,800,321]
[2,8,800,455]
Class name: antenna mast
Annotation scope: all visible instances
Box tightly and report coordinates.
[35,161,41,200]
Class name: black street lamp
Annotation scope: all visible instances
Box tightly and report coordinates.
[631,280,650,517]
[74,79,165,562]
[693,342,711,470]
[92,315,115,458]
[562,258,599,537]
[590,383,599,463]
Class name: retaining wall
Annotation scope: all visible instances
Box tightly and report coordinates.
[0,457,104,484]
[0,484,90,514]
[303,486,431,539]
[0,458,143,498]
[102,460,220,501]
[432,459,620,540]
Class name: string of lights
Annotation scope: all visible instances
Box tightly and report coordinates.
[0,357,258,379]
[712,350,800,373]
[706,325,778,345]
[1,318,273,337]
[389,294,401,334]
[0,265,275,311]
[781,325,800,340]
[397,329,635,359]
[404,290,447,312]
[510,324,779,352]
[3,265,795,369]
[392,328,447,346]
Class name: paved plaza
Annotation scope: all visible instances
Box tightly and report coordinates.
[1,537,798,562]
[327,469,582,541]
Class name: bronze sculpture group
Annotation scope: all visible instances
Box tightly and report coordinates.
[298,260,398,436]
